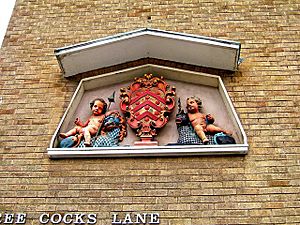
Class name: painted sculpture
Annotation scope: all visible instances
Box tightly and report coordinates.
[59,96,127,148]
[176,107,203,145]
[175,98,213,145]
[120,74,176,145]
[77,111,127,148]
[59,98,107,147]
[186,96,232,144]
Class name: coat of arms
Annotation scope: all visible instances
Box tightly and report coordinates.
[120,74,176,145]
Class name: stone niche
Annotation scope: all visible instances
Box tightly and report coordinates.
[48,64,248,158]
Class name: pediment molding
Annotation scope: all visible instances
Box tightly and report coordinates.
[55,28,241,77]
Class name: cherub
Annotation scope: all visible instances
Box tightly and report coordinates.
[59,98,107,146]
[186,96,231,144]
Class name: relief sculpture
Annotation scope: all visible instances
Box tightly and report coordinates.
[58,76,236,149]
[59,96,127,148]
[175,97,235,145]
[186,96,232,144]
[120,74,176,146]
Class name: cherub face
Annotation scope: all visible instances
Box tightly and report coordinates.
[92,100,104,115]
[186,98,199,113]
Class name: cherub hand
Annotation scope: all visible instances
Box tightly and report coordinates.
[206,114,215,124]
[74,117,81,125]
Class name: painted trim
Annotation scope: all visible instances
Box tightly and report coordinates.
[55,28,240,54]
[55,28,241,77]
[48,144,248,159]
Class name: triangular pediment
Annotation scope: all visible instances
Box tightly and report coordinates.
[55,28,241,77]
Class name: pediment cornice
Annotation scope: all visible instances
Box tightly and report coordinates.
[55,28,241,77]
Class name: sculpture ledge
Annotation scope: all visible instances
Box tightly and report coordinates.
[47,144,248,159]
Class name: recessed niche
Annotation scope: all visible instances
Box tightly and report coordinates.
[48,64,248,158]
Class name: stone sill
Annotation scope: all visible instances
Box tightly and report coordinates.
[47,144,248,159]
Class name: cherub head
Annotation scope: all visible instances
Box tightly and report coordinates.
[89,98,107,115]
[186,96,202,113]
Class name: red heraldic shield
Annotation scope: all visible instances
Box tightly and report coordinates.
[120,74,176,145]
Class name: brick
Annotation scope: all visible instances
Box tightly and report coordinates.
[0,0,299,224]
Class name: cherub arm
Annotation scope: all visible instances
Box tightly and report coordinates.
[105,110,118,116]
[74,117,90,127]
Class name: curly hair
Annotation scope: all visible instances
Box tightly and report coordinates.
[89,98,107,114]
[187,96,202,111]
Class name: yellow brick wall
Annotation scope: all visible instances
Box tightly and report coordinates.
[0,0,299,224]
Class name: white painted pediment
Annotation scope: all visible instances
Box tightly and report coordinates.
[55,28,241,77]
